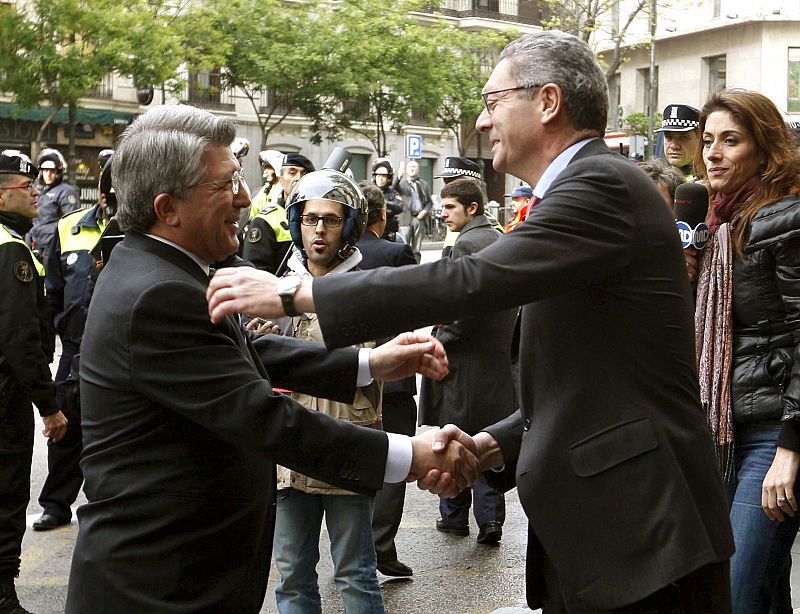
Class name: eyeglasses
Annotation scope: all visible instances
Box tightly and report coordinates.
[481,84,542,115]
[300,214,343,228]
[196,169,246,195]
[1,181,35,191]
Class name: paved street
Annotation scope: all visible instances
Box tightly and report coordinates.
[14,242,800,612]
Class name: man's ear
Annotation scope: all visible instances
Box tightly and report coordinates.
[467,201,479,216]
[539,83,563,126]
[153,192,181,227]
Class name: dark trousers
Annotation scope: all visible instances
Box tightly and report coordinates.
[38,341,83,520]
[372,392,416,563]
[0,390,34,577]
[439,474,505,529]
[540,557,731,614]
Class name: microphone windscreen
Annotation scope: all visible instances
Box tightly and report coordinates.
[674,182,709,228]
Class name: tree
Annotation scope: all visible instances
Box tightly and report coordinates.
[540,0,650,83]
[433,26,516,156]
[0,0,183,180]
[179,0,337,150]
[624,111,661,135]
[307,0,452,156]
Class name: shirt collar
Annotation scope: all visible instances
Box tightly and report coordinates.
[532,137,597,200]
[145,233,210,275]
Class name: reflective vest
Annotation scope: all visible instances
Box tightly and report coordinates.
[0,224,44,276]
[253,205,292,243]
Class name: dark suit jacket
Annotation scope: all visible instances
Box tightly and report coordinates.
[356,231,416,398]
[311,139,734,611]
[395,176,432,226]
[66,232,388,614]
[418,215,517,432]
[357,230,416,270]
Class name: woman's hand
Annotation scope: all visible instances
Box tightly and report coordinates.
[762,446,800,521]
[684,247,700,285]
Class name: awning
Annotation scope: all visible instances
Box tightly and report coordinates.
[603,133,630,150]
[0,103,134,126]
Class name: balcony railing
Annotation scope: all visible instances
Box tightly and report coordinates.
[89,74,114,100]
[180,70,235,111]
[425,0,539,25]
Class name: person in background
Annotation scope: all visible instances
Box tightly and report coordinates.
[0,150,67,614]
[687,89,800,614]
[32,153,115,533]
[658,103,700,180]
[419,178,516,545]
[503,185,534,232]
[395,159,431,263]
[370,159,404,243]
[637,157,685,210]
[242,153,314,274]
[273,169,385,612]
[357,181,418,577]
[27,148,81,262]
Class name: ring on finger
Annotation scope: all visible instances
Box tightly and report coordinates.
[778,496,787,503]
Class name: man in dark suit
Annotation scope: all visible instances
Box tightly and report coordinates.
[394,159,432,263]
[357,182,417,577]
[65,105,478,614]
[208,31,734,613]
[419,179,516,546]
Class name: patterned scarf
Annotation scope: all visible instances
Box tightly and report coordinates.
[706,175,761,231]
[695,223,734,477]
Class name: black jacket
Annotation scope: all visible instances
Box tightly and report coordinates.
[312,139,734,611]
[0,211,57,427]
[732,195,800,431]
[28,180,81,259]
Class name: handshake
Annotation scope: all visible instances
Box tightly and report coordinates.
[407,426,503,498]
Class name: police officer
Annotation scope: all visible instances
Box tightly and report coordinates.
[242,152,314,274]
[371,158,403,242]
[0,150,67,614]
[33,154,114,532]
[657,103,701,180]
[27,148,81,263]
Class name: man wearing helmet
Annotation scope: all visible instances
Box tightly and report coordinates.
[32,155,115,533]
[370,159,403,242]
[0,150,67,614]
[273,168,386,612]
[242,152,314,274]
[28,148,81,262]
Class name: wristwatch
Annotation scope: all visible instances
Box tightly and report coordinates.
[277,276,302,317]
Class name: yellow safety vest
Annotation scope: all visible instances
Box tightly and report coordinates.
[0,224,44,276]
[57,209,106,254]
[253,205,292,243]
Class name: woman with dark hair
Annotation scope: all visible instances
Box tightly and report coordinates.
[689,89,800,613]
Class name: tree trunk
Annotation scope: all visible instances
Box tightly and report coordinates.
[67,102,77,185]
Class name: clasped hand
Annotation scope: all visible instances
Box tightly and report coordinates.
[409,425,481,498]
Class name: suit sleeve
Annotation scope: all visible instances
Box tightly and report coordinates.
[315,157,635,349]
[129,280,387,493]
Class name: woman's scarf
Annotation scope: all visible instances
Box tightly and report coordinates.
[706,174,761,231]
[695,223,734,477]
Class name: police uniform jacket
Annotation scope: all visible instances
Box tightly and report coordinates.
[310,138,734,611]
[46,204,105,346]
[418,215,517,433]
[28,180,81,257]
[241,185,292,274]
[0,211,57,448]
[66,231,388,613]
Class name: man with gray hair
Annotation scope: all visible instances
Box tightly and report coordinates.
[64,104,477,613]
[208,31,734,612]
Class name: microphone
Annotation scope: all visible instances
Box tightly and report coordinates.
[674,182,710,250]
[322,147,351,173]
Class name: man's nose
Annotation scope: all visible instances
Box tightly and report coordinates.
[475,108,491,133]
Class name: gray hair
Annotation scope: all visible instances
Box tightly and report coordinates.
[638,157,685,202]
[499,31,608,134]
[113,105,238,232]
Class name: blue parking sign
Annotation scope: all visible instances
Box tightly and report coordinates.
[405,134,423,159]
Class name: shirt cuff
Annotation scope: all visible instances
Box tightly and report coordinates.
[356,348,373,387]
[383,433,413,483]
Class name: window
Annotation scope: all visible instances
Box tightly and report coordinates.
[789,49,800,113]
[637,67,658,115]
[706,55,727,94]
